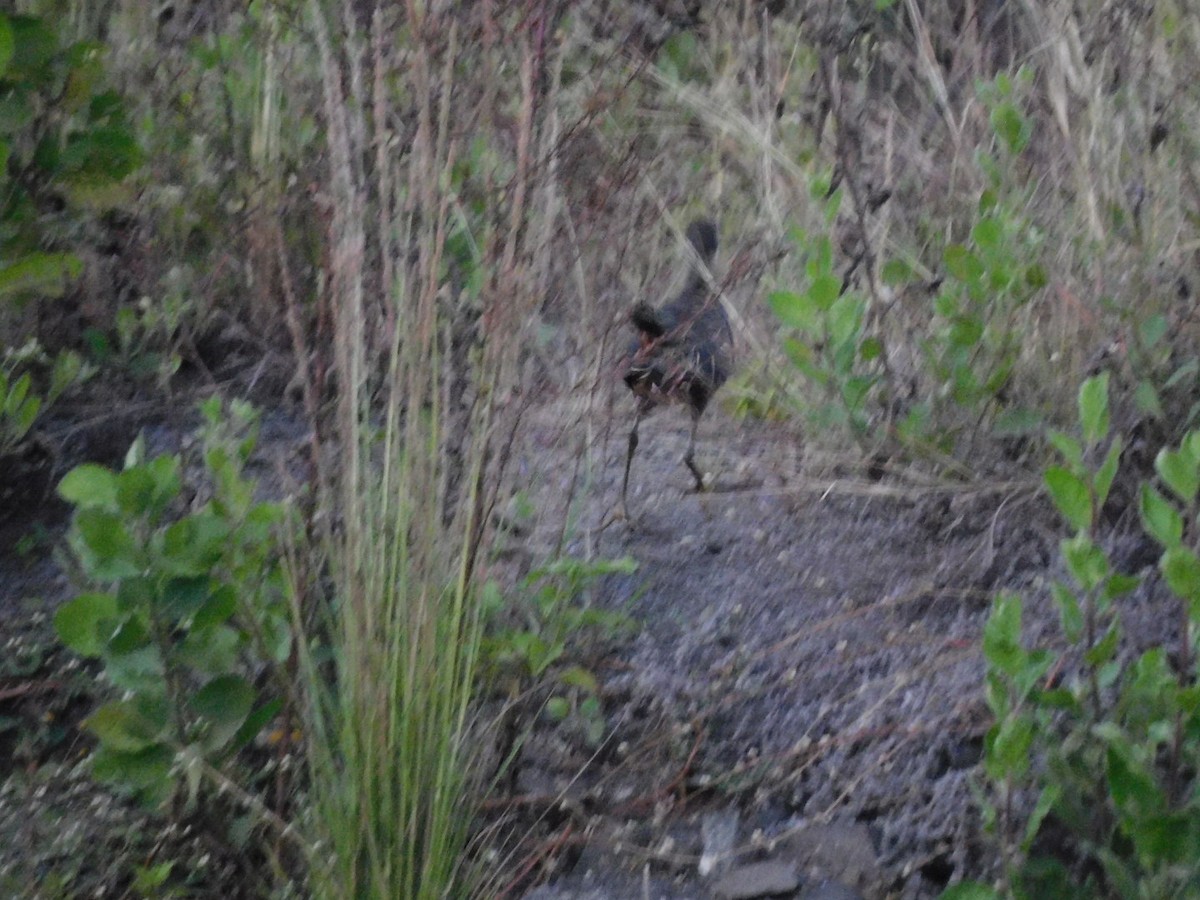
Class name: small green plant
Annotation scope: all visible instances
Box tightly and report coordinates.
[0,342,86,458]
[82,297,184,384]
[949,375,1200,898]
[53,397,288,809]
[0,12,142,304]
[484,555,637,746]
[920,196,1047,448]
[0,11,137,457]
[769,208,884,446]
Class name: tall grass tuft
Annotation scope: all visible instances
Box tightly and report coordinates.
[290,3,502,896]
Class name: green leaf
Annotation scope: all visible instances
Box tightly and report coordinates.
[105,645,164,694]
[1084,622,1120,667]
[160,576,210,620]
[1106,745,1164,816]
[948,315,983,348]
[558,665,598,694]
[85,701,163,753]
[132,862,174,894]
[58,464,119,510]
[145,453,181,511]
[91,742,175,808]
[880,259,911,285]
[989,714,1033,778]
[193,585,237,629]
[1102,573,1139,600]
[1023,782,1062,851]
[971,216,1003,251]
[784,338,827,385]
[231,698,282,751]
[1129,812,1197,865]
[545,697,569,720]
[1165,359,1200,391]
[1139,313,1169,348]
[1051,582,1083,642]
[1156,447,1199,503]
[992,407,1042,436]
[827,294,862,348]
[1062,533,1108,592]
[991,101,1030,154]
[983,592,1023,675]
[1044,466,1092,531]
[47,350,84,402]
[1161,547,1200,606]
[1047,430,1083,469]
[809,273,841,312]
[4,372,30,416]
[1140,484,1183,548]
[176,625,240,675]
[769,290,818,332]
[944,245,984,286]
[0,252,83,300]
[191,674,254,751]
[161,513,227,576]
[1094,436,1121,508]
[0,14,13,76]
[73,508,140,579]
[115,466,157,517]
[1078,373,1110,445]
[54,592,118,656]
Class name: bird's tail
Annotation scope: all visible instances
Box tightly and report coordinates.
[686,220,718,265]
[684,219,718,290]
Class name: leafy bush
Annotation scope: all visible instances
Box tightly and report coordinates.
[0,342,84,457]
[0,11,142,304]
[0,11,140,457]
[769,72,1055,465]
[769,212,884,446]
[54,397,288,809]
[483,555,636,746]
[949,376,1200,897]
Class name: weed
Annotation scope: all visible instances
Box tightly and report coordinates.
[484,555,637,748]
[54,397,288,812]
[0,341,87,458]
[950,376,1200,897]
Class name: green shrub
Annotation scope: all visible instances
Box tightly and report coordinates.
[0,11,140,457]
[0,342,84,457]
[483,555,637,747]
[769,212,883,446]
[0,12,142,304]
[54,397,288,810]
[950,376,1200,898]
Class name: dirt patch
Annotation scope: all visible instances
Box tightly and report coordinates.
[494,390,1068,898]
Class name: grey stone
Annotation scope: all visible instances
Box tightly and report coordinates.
[712,860,801,899]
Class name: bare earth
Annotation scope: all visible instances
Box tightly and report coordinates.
[491,387,1067,899]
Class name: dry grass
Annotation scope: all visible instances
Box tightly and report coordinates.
[6,0,1200,894]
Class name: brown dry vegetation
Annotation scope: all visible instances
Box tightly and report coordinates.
[2,1,1199,898]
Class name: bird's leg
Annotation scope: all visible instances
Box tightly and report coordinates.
[684,412,706,491]
[620,407,644,519]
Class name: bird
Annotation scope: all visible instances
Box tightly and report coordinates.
[619,218,733,517]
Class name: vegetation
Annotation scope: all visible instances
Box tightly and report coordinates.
[949,378,1200,896]
[0,0,1198,897]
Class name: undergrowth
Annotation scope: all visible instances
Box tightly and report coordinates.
[2,0,1200,896]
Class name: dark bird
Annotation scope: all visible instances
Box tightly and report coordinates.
[620,219,733,517]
